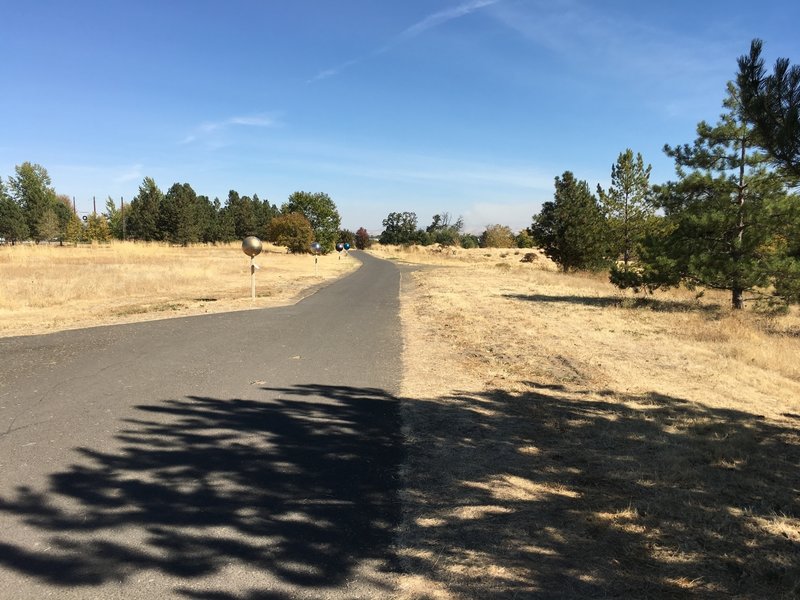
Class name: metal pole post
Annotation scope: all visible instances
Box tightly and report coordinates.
[251,257,256,300]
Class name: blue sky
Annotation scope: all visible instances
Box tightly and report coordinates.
[2,1,798,234]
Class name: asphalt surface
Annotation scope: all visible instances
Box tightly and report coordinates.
[0,251,404,599]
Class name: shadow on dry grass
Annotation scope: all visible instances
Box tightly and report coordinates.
[0,382,796,598]
[400,383,799,598]
[504,293,723,314]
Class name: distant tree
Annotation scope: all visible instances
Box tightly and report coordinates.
[256,196,280,240]
[380,211,418,245]
[640,81,799,308]
[127,177,163,241]
[160,183,199,246]
[480,224,515,248]
[53,194,73,242]
[355,227,371,249]
[426,212,463,246]
[460,233,480,249]
[195,195,221,243]
[7,162,58,241]
[530,171,609,272]
[597,149,655,289]
[0,179,30,243]
[85,213,110,242]
[338,229,356,247]
[737,39,800,178]
[104,197,125,240]
[515,229,535,248]
[598,150,654,265]
[64,211,84,245]
[222,190,257,239]
[282,191,341,252]
[267,212,314,253]
[35,208,61,242]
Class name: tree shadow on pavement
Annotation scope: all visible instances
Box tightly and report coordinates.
[398,383,800,599]
[0,384,402,599]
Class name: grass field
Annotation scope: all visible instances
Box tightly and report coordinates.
[0,242,356,337]
[370,245,800,599]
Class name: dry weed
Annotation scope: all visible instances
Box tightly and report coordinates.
[391,246,800,599]
[0,242,357,337]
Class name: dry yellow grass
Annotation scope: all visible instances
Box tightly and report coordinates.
[0,242,357,337]
[376,244,800,599]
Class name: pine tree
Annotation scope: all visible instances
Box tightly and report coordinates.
[64,212,85,245]
[737,39,800,179]
[530,171,609,272]
[0,178,30,243]
[597,149,654,289]
[642,81,797,308]
[85,213,111,242]
[160,183,199,246]
[127,177,163,241]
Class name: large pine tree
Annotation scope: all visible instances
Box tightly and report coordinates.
[642,81,798,308]
[127,177,164,241]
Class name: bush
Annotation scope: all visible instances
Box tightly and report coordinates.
[267,212,314,253]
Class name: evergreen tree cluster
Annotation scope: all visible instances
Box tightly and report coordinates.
[125,178,281,246]
[528,41,800,309]
[0,168,350,253]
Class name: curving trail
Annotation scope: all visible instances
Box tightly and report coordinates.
[0,251,404,600]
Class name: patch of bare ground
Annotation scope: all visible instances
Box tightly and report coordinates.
[0,242,357,337]
[378,245,800,599]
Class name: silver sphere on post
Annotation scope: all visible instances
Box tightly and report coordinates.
[242,236,263,258]
[242,236,263,300]
[310,242,321,275]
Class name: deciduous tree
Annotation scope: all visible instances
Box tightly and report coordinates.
[267,212,314,253]
[426,212,463,246]
[380,211,418,245]
[480,224,515,248]
[282,191,341,252]
[355,227,371,249]
[8,162,58,241]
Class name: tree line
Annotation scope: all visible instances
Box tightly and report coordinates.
[378,211,531,249]
[525,40,800,310]
[3,40,798,308]
[0,168,365,253]
[373,40,800,310]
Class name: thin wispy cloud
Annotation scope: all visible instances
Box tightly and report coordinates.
[180,114,279,144]
[488,0,738,116]
[396,0,499,42]
[308,0,501,83]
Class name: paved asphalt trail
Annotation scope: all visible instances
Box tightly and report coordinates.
[0,252,405,599]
